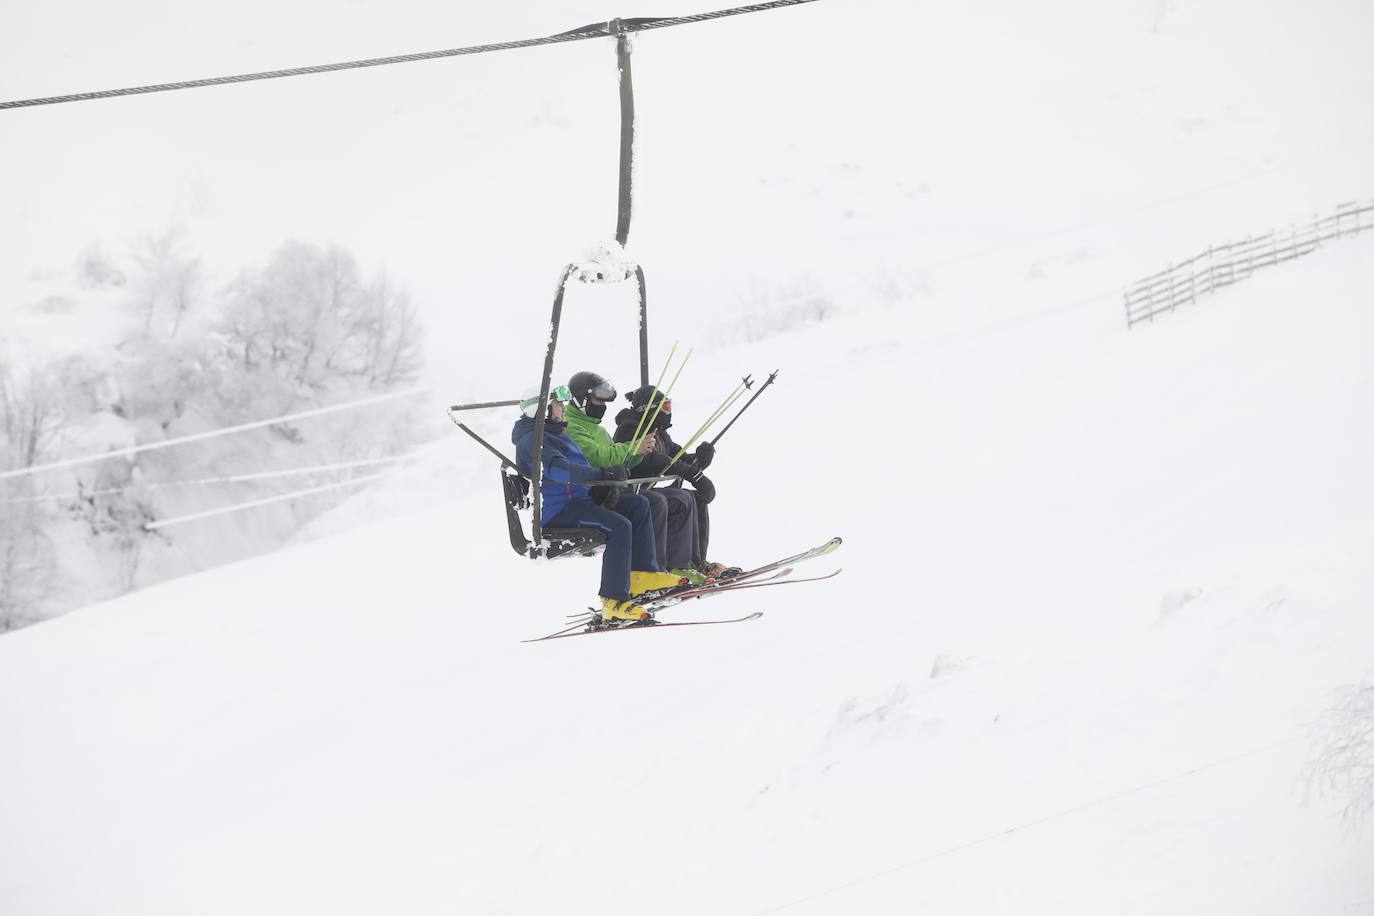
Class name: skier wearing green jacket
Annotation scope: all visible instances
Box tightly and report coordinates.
[565,370,704,582]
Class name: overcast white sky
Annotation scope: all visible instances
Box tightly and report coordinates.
[3,0,1372,400]
[1,1,869,394]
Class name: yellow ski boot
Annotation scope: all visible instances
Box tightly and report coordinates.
[629,570,686,597]
[600,596,651,622]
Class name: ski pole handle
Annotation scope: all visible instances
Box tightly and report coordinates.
[710,369,778,447]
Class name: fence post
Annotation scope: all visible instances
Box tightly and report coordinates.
[1204,245,1214,297]
[1123,200,1371,325]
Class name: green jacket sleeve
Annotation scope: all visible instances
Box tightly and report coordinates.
[567,409,640,468]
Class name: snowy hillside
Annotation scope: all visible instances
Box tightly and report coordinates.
[3,0,1374,913]
[2,236,1372,915]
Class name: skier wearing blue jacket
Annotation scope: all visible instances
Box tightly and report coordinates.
[511,384,683,621]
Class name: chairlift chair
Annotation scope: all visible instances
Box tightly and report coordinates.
[448,19,651,561]
[498,466,607,559]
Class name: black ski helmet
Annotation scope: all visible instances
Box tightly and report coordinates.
[568,371,616,408]
[628,385,669,411]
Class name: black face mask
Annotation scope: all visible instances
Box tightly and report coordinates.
[544,419,568,434]
[584,401,607,421]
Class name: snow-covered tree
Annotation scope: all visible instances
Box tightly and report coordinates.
[352,271,425,388]
[1306,680,1374,830]
[0,494,57,632]
[108,337,216,433]
[0,238,428,632]
[217,241,424,394]
[128,228,204,341]
[72,459,158,591]
[0,343,74,470]
[0,348,71,630]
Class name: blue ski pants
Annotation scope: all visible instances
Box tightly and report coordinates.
[546,493,659,601]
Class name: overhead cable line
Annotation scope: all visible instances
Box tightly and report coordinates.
[0,385,431,482]
[0,0,822,111]
[142,470,395,531]
[0,453,418,505]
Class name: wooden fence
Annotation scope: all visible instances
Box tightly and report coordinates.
[1124,199,1374,327]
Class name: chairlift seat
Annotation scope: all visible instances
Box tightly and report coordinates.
[501,468,606,560]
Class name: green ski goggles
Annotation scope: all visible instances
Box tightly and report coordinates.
[519,385,574,418]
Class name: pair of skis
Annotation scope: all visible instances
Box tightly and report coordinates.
[523,536,842,642]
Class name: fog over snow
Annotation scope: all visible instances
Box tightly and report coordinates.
[2,0,1373,914]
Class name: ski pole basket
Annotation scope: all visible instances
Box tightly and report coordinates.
[500,468,607,560]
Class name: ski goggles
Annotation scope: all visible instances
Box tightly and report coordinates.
[583,380,616,401]
[519,385,574,417]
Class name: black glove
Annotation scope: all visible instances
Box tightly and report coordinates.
[635,454,672,479]
[590,483,620,509]
[680,461,716,504]
[693,441,715,469]
[692,473,716,505]
[590,464,628,508]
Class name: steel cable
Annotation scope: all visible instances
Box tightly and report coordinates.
[0,0,822,111]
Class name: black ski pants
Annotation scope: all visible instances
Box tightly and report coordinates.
[643,487,697,571]
[691,491,711,565]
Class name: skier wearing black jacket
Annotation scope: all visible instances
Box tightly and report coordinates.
[613,386,737,578]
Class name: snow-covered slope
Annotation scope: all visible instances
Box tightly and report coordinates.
[3,0,1374,912]
[2,237,1372,914]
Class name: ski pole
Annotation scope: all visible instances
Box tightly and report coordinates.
[710,369,778,446]
[662,376,751,472]
[663,386,747,471]
[626,340,678,452]
[629,346,693,457]
[690,376,752,447]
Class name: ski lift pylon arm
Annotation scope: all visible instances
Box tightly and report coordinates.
[531,263,577,548]
[449,420,521,472]
[447,398,520,412]
[613,18,636,247]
